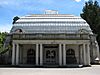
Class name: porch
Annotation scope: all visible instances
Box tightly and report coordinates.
[12,40,91,67]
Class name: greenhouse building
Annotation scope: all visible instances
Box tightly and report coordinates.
[9,10,100,67]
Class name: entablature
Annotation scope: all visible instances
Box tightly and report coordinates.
[11,33,90,40]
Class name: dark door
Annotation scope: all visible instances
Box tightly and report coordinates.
[43,45,59,65]
[66,49,77,64]
[45,49,57,65]
[27,49,36,64]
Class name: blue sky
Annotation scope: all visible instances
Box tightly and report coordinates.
[0,0,100,32]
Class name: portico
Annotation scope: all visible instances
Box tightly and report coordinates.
[12,40,90,66]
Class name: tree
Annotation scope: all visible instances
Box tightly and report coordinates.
[12,16,20,24]
[0,32,11,64]
[80,0,100,48]
[81,0,100,34]
[0,32,7,53]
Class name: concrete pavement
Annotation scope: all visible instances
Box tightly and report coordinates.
[0,65,100,75]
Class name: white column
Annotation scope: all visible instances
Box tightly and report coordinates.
[16,44,19,65]
[83,44,86,65]
[59,44,62,66]
[63,44,66,66]
[12,43,15,65]
[87,44,90,65]
[96,43,100,60]
[36,44,39,65]
[40,44,43,65]
[80,45,83,64]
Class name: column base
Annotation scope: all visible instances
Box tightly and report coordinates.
[83,64,91,67]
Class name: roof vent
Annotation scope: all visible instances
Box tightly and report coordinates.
[44,10,58,14]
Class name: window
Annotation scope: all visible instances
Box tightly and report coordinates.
[15,29,23,33]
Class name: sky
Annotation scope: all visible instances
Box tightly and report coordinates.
[0,0,100,32]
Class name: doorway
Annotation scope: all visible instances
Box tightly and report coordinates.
[43,45,59,65]
[27,49,36,64]
[66,49,77,64]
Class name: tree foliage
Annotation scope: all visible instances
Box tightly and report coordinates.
[81,0,100,48]
[12,16,20,24]
[0,32,7,53]
[81,0,100,34]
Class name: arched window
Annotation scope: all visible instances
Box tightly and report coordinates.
[27,49,35,56]
[15,29,23,33]
[78,29,89,34]
[27,49,36,64]
[66,49,75,55]
[66,49,77,64]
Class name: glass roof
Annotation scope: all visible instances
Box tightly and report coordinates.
[11,14,92,34]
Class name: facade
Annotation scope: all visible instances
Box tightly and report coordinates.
[10,10,99,67]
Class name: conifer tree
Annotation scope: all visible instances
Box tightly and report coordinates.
[81,0,100,48]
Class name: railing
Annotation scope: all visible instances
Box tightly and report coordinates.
[12,33,90,40]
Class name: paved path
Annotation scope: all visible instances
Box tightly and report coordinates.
[0,65,100,75]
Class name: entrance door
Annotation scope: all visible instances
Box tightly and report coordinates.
[66,49,77,64]
[27,49,36,64]
[43,45,58,65]
[45,49,56,64]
